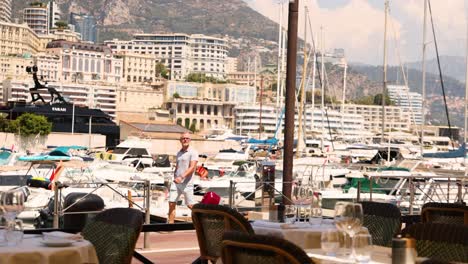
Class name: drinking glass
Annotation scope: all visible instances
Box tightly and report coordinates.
[5,219,23,246]
[334,202,353,256]
[2,190,25,222]
[353,234,372,263]
[284,205,297,224]
[321,229,340,256]
[309,192,322,225]
[334,202,364,258]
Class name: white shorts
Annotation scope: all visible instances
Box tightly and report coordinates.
[168,182,194,206]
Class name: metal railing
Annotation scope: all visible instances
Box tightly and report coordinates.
[52,179,156,248]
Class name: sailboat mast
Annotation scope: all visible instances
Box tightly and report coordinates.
[381,0,389,144]
[276,1,284,108]
[464,15,468,176]
[296,6,308,157]
[320,26,325,151]
[340,61,347,136]
[311,49,316,132]
[421,0,428,157]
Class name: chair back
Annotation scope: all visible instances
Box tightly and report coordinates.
[360,201,401,247]
[421,202,468,225]
[402,223,468,262]
[82,207,144,264]
[221,231,314,264]
[192,203,254,263]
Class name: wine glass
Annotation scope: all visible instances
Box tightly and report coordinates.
[2,190,25,222]
[353,233,372,263]
[334,202,363,258]
[321,229,340,256]
[284,204,297,224]
[5,219,23,246]
[309,191,323,225]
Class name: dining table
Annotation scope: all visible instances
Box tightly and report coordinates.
[251,219,367,249]
[0,233,99,264]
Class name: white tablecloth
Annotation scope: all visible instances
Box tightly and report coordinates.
[0,235,99,264]
[252,220,336,249]
[252,220,368,249]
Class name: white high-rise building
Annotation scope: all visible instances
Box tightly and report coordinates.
[23,3,49,35]
[0,0,12,22]
[105,33,229,81]
[387,84,423,125]
[48,1,61,30]
[23,1,63,36]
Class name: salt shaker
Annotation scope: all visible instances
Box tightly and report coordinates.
[392,235,417,264]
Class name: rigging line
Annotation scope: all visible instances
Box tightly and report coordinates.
[427,0,455,147]
[389,18,421,141]
[303,9,335,148]
[322,65,336,150]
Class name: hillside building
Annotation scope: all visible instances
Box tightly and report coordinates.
[23,3,49,35]
[387,84,423,125]
[104,33,228,81]
[69,13,97,43]
[336,104,412,133]
[44,40,123,84]
[0,21,42,57]
[0,0,11,22]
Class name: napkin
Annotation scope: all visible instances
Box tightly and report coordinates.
[45,231,83,241]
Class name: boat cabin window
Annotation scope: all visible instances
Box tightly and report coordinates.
[127,148,149,156]
[113,147,129,154]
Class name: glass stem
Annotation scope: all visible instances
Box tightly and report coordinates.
[350,234,356,259]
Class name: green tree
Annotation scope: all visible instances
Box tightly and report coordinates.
[30,1,45,7]
[353,95,375,105]
[189,121,197,133]
[176,118,182,126]
[54,21,69,29]
[173,92,180,99]
[373,93,393,106]
[0,115,9,132]
[155,62,169,79]
[9,113,52,136]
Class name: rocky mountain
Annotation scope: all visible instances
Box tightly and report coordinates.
[406,56,467,82]
[12,0,279,42]
[350,64,465,128]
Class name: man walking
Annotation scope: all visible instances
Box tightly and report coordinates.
[168,132,198,223]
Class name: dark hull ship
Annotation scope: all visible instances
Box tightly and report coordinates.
[0,66,119,147]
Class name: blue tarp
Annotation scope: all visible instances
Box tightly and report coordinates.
[18,155,71,162]
[247,138,279,145]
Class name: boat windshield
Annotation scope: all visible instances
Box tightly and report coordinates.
[112,147,129,154]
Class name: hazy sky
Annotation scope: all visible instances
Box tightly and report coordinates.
[244,0,468,66]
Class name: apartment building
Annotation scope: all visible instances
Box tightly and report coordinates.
[69,13,97,43]
[338,104,411,132]
[23,4,49,35]
[116,84,165,122]
[118,51,157,84]
[163,81,255,130]
[0,21,42,56]
[105,33,228,81]
[0,0,11,22]
[44,40,122,84]
[387,84,423,125]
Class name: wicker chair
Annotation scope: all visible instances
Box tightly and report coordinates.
[81,207,144,264]
[191,203,255,264]
[360,201,401,247]
[402,223,468,262]
[421,202,468,225]
[221,231,314,264]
